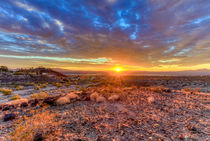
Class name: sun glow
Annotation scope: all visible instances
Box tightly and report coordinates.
[116,68,121,72]
[114,67,123,73]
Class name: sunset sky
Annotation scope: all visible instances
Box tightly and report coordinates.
[0,0,210,71]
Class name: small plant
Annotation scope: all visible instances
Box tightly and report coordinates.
[65,82,71,87]
[14,72,24,75]
[55,83,62,88]
[34,85,40,90]
[76,85,80,90]
[0,88,13,95]
[79,87,87,92]
[182,87,191,92]
[16,86,24,91]
[25,82,35,86]
[40,83,48,89]
[150,85,170,93]
[182,87,200,93]
[193,88,200,92]
[30,92,48,99]
[11,94,22,100]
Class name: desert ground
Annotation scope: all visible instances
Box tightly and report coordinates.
[0,67,209,140]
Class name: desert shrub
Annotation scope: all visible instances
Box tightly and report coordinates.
[30,92,48,99]
[193,88,200,92]
[76,85,80,90]
[65,82,71,87]
[40,83,48,89]
[55,83,62,88]
[0,66,8,72]
[74,80,79,85]
[11,111,61,141]
[11,94,22,100]
[16,86,24,91]
[24,82,34,86]
[182,87,200,93]
[79,87,87,92]
[34,85,40,90]
[14,72,24,75]
[150,86,164,93]
[0,88,13,95]
[150,85,170,93]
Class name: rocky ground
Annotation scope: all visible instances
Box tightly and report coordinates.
[0,86,209,141]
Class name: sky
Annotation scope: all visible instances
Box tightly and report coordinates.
[0,0,210,71]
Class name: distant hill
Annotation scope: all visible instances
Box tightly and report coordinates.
[16,67,67,77]
[125,69,210,76]
[53,68,210,76]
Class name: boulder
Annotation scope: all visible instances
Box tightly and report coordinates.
[108,95,120,101]
[90,92,99,101]
[56,96,70,105]
[3,113,16,121]
[66,93,79,100]
[96,96,106,103]
[147,96,155,103]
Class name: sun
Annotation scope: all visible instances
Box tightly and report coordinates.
[114,67,123,73]
[116,68,121,72]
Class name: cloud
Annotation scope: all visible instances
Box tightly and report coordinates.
[0,54,113,64]
[0,0,210,70]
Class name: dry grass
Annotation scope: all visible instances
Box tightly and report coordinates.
[11,94,22,100]
[30,92,49,99]
[11,111,61,141]
[0,88,13,95]
[182,87,200,93]
[56,96,70,105]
